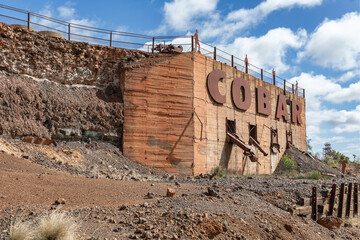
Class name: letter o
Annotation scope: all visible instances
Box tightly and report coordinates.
[232,77,251,110]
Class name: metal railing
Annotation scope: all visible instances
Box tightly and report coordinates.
[0,4,305,98]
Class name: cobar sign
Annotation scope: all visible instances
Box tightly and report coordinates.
[207,69,302,125]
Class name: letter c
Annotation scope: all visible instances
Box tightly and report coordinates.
[207,69,226,104]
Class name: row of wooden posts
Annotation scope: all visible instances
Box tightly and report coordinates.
[311,183,359,221]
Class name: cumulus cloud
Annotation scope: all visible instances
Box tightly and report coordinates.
[58,6,75,19]
[298,12,360,71]
[163,0,218,31]
[325,81,360,103]
[162,0,322,41]
[338,70,360,83]
[221,28,307,73]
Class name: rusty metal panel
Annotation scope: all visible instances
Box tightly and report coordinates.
[354,183,358,217]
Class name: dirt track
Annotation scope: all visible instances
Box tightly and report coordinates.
[0,152,198,210]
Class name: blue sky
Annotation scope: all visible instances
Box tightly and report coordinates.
[0,0,359,159]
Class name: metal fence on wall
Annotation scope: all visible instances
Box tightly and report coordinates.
[0,4,305,98]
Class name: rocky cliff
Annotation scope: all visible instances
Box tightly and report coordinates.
[0,22,164,143]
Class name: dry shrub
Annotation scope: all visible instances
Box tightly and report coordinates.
[9,220,33,240]
[34,212,78,240]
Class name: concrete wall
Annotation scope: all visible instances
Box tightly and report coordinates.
[123,53,194,174]
[193,53,306,175]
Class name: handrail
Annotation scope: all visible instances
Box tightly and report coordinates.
[0,3,305,98]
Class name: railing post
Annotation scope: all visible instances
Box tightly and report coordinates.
[109,32,112,47]
[303,89,305,98]
[245,55,248,74]
[292,84,294,94]
[152,37,155,53]
[261,69,263,80]
[273,72,276,85]
[191,36,194,52]
[231,55,234,67]
[68,24,70,40]
[283,80,286,95]
[214,47,216,60]
[27,12,30,30]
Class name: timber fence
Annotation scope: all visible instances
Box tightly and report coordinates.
[0,4,304,98]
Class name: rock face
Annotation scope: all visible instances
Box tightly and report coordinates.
[0,22,156,86]
[0,22,165,143]
[0,73,123,141]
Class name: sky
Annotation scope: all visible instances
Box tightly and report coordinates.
[0,0,359,159]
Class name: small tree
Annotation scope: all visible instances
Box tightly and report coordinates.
[306,137,312,153]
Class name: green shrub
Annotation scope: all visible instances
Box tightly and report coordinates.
[304,170,323,180]
[211,166,226,177]
[279,155,297,172]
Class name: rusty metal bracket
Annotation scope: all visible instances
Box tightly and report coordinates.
[193,110,203,141]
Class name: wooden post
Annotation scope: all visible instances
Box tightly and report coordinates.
[27,12,30,30]
[214,47,216,60]
[328,184,337,216]
[354,183,358,217]
[346,183,353,217]
[110,32,112,47]
[152,37,155,53]
[338,183,345,218]
[68,24,71,40]
[312,187,317,221]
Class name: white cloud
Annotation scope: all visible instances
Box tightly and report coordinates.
[160,0,322,40]
[298,12,360,71]
[163,0,218,31]
[162,0,322,40]
[325,81,360,103]
[221,28,307,73]
[58,6,75,19]
[289,72,360,152]
[338,70,360,83]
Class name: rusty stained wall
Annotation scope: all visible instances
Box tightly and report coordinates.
[123,53,194,174]
[193,53,306,175]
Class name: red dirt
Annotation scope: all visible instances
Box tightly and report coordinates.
[0,152,198,210]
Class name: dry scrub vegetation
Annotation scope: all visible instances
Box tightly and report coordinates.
[9,212,78,240]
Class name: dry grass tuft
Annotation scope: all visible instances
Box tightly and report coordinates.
[34,212,78,240]
[9,220,33,240]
